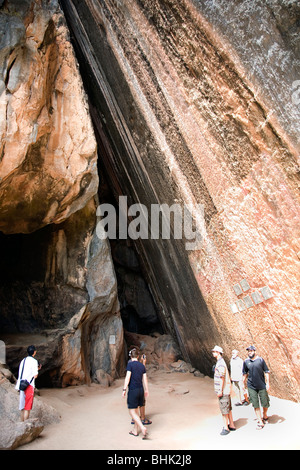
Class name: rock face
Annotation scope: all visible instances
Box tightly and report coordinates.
[0,0,299,406]
[0,1,125,391]
[0,0,98,234]
[1,198,124,388]
[61,0,300,401]
[112,240,162,334]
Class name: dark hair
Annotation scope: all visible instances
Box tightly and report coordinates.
[27,345,36,356]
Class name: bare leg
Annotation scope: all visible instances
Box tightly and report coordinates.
[254,408,264,427]
[263,407,269,420]
[239,384,243,403]
[228,410,236,429]
[140,405,145,421]
[222,413,229,431]
[129,409,147,437]
[24,410,30,420]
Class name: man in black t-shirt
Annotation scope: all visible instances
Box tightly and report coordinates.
[243,345,270,430]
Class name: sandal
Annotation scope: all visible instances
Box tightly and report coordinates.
[142,418,152,425]
[256,423,264,430]
[129,431,138,437]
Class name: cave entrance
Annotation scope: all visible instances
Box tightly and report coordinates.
[0,220,90,388]
[0,175,163,388]
[98,168,163,338]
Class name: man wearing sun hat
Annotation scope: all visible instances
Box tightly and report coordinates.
[212,345,236,435]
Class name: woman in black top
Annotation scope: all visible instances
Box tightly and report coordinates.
[122,348,149,439]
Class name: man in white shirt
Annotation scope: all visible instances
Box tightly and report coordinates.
[230,349,249,406]
[16,345,39,421]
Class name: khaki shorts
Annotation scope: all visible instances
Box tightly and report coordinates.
[218,394,232,415]
[248,387,270,409]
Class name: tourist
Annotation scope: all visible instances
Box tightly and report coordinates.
[129,350,152,426]
[242,345,270,430]
[230,349,249,406]
[212,345,236,435]
[122,348,149,439]
[15,345,40,421]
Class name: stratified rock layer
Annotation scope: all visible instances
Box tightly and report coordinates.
[61,0,300,401]
[0,0,98,234]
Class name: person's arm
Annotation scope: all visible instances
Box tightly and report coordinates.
[265,372,270,391]
[262,359,270,391]
[34,359,39,379]
[242,361,248,389]
[217,375,225,397]
[143,373,149,398]
[122,371,131,397]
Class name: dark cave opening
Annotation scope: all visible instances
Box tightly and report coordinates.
[0,168,163,388]
[57,0,164,340]
[97,167,163,337]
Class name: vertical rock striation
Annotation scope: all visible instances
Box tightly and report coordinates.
[61,0,300,401]
[0,1,124,388]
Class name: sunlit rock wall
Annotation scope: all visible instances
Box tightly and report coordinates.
[0,0,98,234]
[0,0,124,387]
[61,0,300,401]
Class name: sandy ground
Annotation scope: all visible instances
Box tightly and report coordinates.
[19,369,300,451]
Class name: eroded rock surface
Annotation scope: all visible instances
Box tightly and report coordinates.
[61,0,300,401]
[0,0,98,234]
[0,1,124,390]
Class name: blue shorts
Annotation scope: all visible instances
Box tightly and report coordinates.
[127,387,144,409]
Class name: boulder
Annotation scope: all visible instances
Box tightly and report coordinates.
[92,369,113,387]
[153,334,181,365]
[0,418,44,451]
[124,331,181,366]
